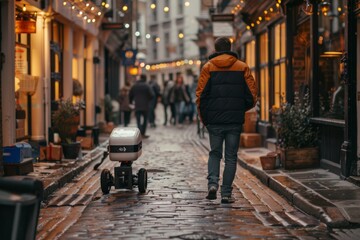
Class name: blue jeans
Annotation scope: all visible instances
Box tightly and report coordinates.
[135,110,148,135]
[206,124,242,197]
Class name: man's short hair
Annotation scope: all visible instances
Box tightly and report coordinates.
[140,74,147,81]
[215,37,231,52]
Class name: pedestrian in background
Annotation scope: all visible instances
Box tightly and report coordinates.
[129,74,154,138]
[169,74,190,126]
[148,77,161,128]
[118,83,132,127]
[161,79,174,126]
[196,37,257,203]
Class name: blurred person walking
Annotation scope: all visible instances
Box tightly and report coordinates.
[118,83,132,127]
[161,79,174,126]
[169,74,190,126]
[148,77,161,128]
[196,37,257,203]
[129,74,155,138]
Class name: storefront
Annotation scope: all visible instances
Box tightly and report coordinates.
[232,0,357,177]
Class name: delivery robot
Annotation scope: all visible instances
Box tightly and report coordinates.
[100,127,147,194]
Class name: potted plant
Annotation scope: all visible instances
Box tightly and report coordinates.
[271,90,319,169]
[52,98,82,159]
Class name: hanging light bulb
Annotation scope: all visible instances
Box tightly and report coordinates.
[22,4,26,12]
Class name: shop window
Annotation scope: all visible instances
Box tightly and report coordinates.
[15,32,30,140]
[259,33,269,121]
[318,0,345,119]
[178,0,184,15]
[164,32,170,58]
[50,20,64,116]
[273,22,286,108]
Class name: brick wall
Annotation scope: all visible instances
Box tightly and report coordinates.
[293,20,311,92]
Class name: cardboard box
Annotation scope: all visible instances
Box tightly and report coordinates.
[240,133,262,148]
[243,111,257,133]
[76,136,94,150]
[46,144,63,161]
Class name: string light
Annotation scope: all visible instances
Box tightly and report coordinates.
[59,0,105,24]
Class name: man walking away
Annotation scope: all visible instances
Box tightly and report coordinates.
[162,79,174,126]
[148,77,161,128]
[196,37,257,203]
[129,74,154,138]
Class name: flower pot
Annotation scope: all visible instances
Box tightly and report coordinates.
[62,142,81,159]
[260,155,277,170]
[280,147,319,170]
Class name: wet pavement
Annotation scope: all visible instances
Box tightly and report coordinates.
[45,123,333,239]
[30,110,360,239]
[234,147,360,228]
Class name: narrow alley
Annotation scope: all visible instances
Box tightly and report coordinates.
[36,121,341,240]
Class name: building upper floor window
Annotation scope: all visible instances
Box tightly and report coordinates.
[178,0,184,15]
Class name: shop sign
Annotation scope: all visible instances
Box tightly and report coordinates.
[102,23,124,30]
[211,14,234,37]
[15,21,36,34]
[121,49,138,66]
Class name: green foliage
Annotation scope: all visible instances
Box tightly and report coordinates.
[272,91,318,149]
[52,99,81,144]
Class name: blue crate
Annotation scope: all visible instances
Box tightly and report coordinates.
[3,146,24,164]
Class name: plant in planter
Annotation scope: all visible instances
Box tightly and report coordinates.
[52,98,82,159]
[272,90,319,169]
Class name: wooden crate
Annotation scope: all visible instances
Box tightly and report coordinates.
[3,158,34,176]
[240,133,262,148]
[280,147,319,170]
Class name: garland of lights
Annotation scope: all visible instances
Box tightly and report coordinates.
[60,0,109,24]
[144,59,202,71]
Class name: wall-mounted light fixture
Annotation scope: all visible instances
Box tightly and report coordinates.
[302,0,313,16]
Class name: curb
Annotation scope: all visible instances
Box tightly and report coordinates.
[42,141,108,200]
[238,157,350,228]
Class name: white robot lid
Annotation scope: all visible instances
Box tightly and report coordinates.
[110,127,140,139]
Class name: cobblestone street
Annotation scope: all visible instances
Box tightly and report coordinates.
[38,123,343,239]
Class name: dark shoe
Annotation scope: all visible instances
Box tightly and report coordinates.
[142,134,150,139]
[206,186,217,200]
[221,196,235,204]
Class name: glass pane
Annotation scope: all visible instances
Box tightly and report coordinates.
[55,54,60,72]
[246,40,255,68]
[260,67,269,121]
[55,81,60,101]
[280,62,286,102]
[274,25,280,60]
[20,34,28,45]
[280,22,286,58]
[274,65,280,107]
[260,33,268,64]
[318,0,345,119]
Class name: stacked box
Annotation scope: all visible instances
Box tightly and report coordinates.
[76,136,94,150]
[243,111,257,133]
[46,144,63,161]
[240,133,262,148]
